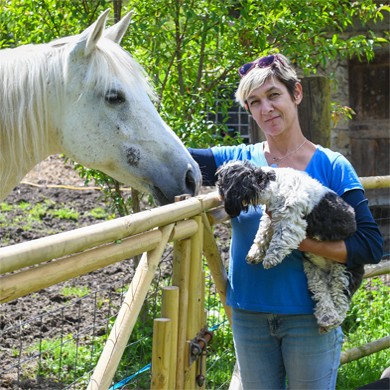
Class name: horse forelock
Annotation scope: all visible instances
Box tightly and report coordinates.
[81,38,157,102]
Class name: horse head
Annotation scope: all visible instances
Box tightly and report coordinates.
[51,9,202,205]
[0,10,201,205]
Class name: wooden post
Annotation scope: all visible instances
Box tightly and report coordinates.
[198,269,207,390]
[187,216,203,337]
[364,262,390,279]
[151,318,172,390]
[87,224,174,390]
[161,286,179,390]
[298,76,331,147]
[173,239,192,389]
[201,213,232,325]
[184,216,203,389]
[359,175,390,189]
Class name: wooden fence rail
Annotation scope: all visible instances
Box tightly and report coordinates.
[0,176,389,389]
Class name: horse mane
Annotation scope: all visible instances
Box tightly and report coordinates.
[0,35,156,190]
[0,44,53,187]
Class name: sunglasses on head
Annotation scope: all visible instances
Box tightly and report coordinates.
[238,54,285,78]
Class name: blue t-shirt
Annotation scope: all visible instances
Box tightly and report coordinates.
[211,142,363,314]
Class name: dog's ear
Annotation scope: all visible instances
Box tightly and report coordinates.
[215,166,227,199]
[253,168,275,192]
[253,167,268,183]
[266,170,276,182]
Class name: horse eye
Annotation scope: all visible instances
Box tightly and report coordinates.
[105,90,126,104]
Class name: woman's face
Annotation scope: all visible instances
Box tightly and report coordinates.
[245,78,302,138]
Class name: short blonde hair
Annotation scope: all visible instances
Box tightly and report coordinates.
[235,54,300,108]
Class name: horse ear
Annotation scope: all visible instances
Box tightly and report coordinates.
[104,11,133,44]
[73,8,110,57]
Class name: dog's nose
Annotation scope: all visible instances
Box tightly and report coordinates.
[224,203,240,218]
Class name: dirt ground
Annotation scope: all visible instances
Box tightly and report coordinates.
[1,156,388,389]
[0,155,230,389]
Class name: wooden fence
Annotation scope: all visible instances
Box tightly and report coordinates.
[0,176,389,389]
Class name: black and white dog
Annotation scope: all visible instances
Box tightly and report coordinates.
[216,160,361,332]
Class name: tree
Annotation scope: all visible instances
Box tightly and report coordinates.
[125,0,389,146]
[1,0,388,213]
[2,0,387,147]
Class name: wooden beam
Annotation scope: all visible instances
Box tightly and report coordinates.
[87,224,174,390]
[359,175,390,189]
[0,197,202,274]
[340,336,390,364]
[0,219,198,303]
[201,213,232,325]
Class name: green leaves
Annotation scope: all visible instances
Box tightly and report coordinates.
[338,278,390,388]
[2,0,387,211]
[0,0,113,47]
[2,0,387,146]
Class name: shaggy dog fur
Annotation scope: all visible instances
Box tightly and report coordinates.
[216,160,361,333]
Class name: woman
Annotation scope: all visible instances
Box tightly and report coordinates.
[189,54,383,389]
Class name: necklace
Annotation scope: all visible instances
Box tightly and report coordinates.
[270,138,308,163]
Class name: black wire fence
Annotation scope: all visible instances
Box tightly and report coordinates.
[0,205,388,389]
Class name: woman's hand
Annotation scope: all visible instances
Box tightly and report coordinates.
[299,238,348,264]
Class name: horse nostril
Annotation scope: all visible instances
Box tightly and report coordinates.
[185,169,198,196]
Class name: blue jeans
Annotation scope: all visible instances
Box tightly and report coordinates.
[232,308,344,390]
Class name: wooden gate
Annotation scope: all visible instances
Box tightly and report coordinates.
[1,178,389,389]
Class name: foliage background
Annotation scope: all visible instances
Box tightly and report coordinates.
[1,0,388,213]
[1,0,388,148]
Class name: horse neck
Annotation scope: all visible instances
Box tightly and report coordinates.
[0,45,61,200]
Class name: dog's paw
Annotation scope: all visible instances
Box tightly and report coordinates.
[246,245,265,264]
[246,253,263,264]
[262,256,281,269]
[316,311,341,332]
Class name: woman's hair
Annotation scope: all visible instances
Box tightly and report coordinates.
[235,54,300,108]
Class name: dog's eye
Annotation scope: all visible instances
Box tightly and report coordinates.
[242,200,249,207]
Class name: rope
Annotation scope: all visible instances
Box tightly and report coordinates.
[20,180,133,192]
[109,363,151,390]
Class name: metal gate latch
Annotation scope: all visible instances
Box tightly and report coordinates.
[189,330,213,387]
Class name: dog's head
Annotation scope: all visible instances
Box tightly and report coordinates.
[216,160,275,217]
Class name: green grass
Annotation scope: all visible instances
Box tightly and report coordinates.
[49,207,79,221]
[1,202,13,211]
[0,200,82,239]
[26,334,102,388]
[88,207,115,220]
[337,278,390,389]
[30,200,54,220]
[60,285,90,298]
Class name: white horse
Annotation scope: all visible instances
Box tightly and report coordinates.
[0,10,201,204]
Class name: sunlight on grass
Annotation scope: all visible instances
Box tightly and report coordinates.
[337,278,390,389]
[50,208,79,221]
[60,285,90,298]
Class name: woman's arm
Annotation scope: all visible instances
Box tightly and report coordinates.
[299,238,348,263]
[299,189,383,267]
[188,148,218,186]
